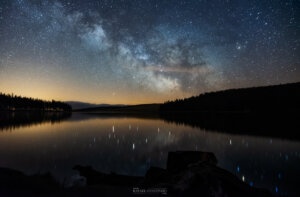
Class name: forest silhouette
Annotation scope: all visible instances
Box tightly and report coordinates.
[161,82,300,113]
[1,82,299,138]
[0,93,71,111]
[159,82,300,140]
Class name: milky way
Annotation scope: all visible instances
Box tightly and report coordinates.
[0,0,299,104]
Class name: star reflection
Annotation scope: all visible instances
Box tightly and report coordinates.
[242,175,245,182]
[1,116,299,195]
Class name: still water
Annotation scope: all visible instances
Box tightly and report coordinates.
[0,113,299,196]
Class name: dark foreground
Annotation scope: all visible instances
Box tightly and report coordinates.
[0,151,275,197]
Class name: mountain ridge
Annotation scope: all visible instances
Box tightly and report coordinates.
[65,101,125,110]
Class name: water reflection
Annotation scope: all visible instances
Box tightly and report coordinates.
[160,111,300,141]
[0,113,299,196]
[0,112,72,131]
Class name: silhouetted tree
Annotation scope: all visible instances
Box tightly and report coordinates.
[160,82,300,113]
[0,93,72,111]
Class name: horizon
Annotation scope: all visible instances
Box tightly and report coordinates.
[0,0,299,104]
[1,81,298,106]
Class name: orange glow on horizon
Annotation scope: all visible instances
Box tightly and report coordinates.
[0,82,192,105]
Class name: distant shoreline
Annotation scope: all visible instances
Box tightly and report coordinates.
[1,82,299,140]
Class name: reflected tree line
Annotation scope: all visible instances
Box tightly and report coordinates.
[0,93,72,111]
[0,112,72,131]
[0,93,72,130]
[1,83,299,139]
[160,82,300,140]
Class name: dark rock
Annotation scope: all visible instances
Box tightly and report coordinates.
[73,151,274,196]
[167,151,217,173]
[144,167,170,186]
[166,161,272,197]
[0,151,273,196]
[73,165,106,185]
[142,151,273,196]
[0,167,60,196]
[73,165,143,186]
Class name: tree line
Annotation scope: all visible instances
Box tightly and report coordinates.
[160,82,300,112]
[0,93,72,111]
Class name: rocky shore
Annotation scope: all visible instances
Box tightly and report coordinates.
[1,151,274,197]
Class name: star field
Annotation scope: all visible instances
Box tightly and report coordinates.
[0,0,299,104]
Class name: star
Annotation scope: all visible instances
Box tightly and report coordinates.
[0,0,298,104]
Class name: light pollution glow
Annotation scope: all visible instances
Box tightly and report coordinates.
[0,0,299,104]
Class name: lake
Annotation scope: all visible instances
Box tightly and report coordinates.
[0,112,299,196]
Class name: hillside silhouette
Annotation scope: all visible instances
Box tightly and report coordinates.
[159,82,300,139]
[76,82,300,114]
[161,82,300,112]
[76,104,160,114]
[0,93,71,111]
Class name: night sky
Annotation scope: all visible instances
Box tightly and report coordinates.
[0,0,299,104]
